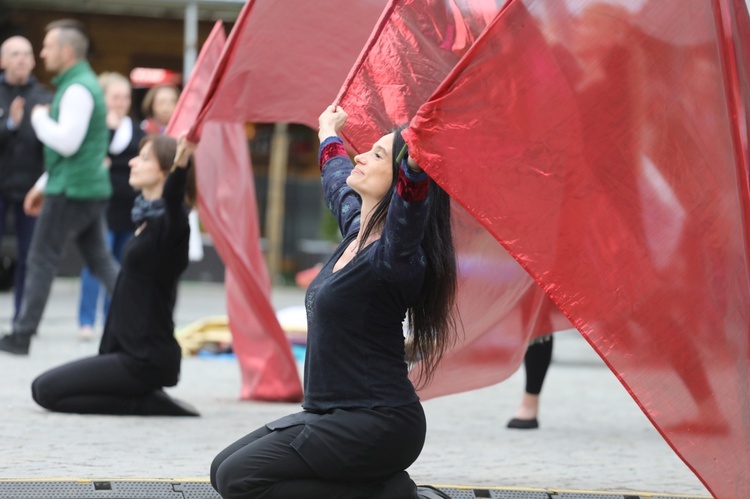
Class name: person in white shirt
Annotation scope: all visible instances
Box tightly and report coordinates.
[76,72,144,341]
[0,19,118,355]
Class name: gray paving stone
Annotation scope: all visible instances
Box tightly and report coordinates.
[0,278,711,496]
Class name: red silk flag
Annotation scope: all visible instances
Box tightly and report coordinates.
[166,22,303,401]
[337,0,571,398]
[401,0,750,496]
[188,0,387,141]
[165,21,225,137]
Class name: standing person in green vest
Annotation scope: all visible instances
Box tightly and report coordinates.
[0,19,118,355]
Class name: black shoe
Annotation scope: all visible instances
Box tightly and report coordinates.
[507,417,539,429]
[0,333,31,355]
[416,485,452,499]
[148,389,200,417]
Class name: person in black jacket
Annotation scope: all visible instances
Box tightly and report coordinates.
[30,134,199,416]
[0,36,52,322]
[77,72,144,340]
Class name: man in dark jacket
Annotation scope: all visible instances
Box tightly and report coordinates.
[0,21,117,356]
[0,35,52,323]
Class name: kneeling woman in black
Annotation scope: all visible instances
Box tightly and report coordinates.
[31,134,199,417]
[210,105,458,499]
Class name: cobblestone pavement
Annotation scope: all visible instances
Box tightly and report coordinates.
[0,278,710,496]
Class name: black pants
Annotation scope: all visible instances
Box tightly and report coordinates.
[0,194,37,321]
[15,196,118,337]
[524,336,554,395]
[31,353,186,416]
[211,403,425,499]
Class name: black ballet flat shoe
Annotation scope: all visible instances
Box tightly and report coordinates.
[416,485,452,499]
[507,417,539,429]
[0,333,31,355]
[150,389,200,417]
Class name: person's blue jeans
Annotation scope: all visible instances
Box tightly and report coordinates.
[0,194,37,322]
[78,229,132,327]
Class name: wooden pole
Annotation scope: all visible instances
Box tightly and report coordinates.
[265,122,290,283]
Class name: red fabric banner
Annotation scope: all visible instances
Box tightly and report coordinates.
[165,21,225,138]
[167,22,303,402]
[188,0,387,141]
[337,0,570,399]
[337,0,500,149]
[400,0,749,496]
[196,121,303,401]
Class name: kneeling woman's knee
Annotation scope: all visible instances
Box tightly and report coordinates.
[31,375,56,410]
[214,458,269,499]
[209,453,226,491]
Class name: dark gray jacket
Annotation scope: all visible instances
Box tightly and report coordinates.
[0,74,52,201]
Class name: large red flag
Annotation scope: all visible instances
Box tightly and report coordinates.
[337,0,571,399]
[165,21,225,138]
[188,0,387,141]
[400,0,749,496]
[166,22,303,402]
[338,0,501,149]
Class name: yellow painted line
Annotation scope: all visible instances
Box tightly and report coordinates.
[428,484,710,498]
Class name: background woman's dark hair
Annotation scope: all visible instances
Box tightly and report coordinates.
[139,134,197,209]
[357,124,459,388]
[140,84,180,119]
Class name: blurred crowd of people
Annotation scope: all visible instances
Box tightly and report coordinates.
[0,18,201,418]
[0,20,200,351]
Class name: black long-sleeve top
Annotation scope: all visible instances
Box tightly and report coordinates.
[302,136,431,411]
[99,167,190,387]
[0,75,52,200]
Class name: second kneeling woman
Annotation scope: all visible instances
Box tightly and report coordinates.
[31,134,198,416]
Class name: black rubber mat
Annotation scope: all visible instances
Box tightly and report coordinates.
[0,480,711,499]
[0,480,220,498]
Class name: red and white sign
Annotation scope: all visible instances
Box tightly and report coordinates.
[129,67,181,87]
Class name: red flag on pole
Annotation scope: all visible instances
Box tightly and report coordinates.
[167,21,303,402]
[196,121,303,402]
[337,0,571,399]
[188,0,387,141]
[400,0,750,495]
[337,0,500,150]
[165,21,225,138]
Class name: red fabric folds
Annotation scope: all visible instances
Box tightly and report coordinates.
[400,0,749,496]
[166,22,303,402]
[165,21,225,138]
[197,121,302,401]
[337,0,500,150]
[188,0,387,141]
[337,0,569,400]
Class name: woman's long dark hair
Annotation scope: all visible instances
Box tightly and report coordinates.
[357,125,459,388]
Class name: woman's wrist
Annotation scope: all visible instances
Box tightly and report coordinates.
[318,127,338,141]
[405,153,422,173]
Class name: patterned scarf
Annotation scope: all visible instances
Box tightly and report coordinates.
[131,194,165,225]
